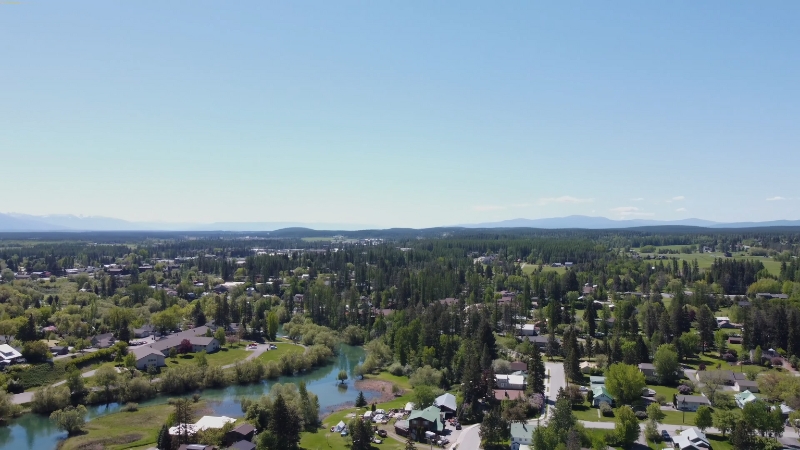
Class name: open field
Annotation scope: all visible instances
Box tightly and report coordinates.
[632,247,782,275]
[61,403,179,450]
[256,342,304,363]
[521,264,567,275]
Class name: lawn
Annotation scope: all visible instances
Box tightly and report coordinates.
[632,247,781,276]
[206,347,250,366]
[302,394,414,450]
[368,371,412,390]
[256,343,304,363]
[573,404,612,422]
[61,402,182,450]
[521,263,566,275]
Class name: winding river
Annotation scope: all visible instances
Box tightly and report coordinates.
[0,344,375,450]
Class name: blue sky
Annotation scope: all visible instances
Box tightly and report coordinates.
[1,1,799,228]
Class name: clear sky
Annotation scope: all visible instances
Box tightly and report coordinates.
[2,1,799,228]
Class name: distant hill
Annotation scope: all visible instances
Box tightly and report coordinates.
[456,215,800,229]
[2,212,800,232]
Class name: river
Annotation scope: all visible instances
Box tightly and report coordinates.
[0,344,376,450]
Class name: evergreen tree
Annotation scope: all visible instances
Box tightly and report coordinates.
[355,391,367,407]
[404,434,417,450]
[550,388,576,440]
[527,344,546,394]
[269,394,301,450]
[156,423,170,450]
[479,407,509,450]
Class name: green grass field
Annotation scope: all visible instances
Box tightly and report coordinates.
[633,247,781,275]
[521,263,567,275]
[61,403,182,450]
[256,343,304,363]
[367,371,412,390]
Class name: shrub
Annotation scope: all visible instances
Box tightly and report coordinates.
[678,385,693,395]
[31,385,70,414]
[599,401,613,416]
[387,363,404,377]
[635,410,648,420]
[698,363,706,371]
[654,394,666,405]
[6,378,24,394]
[409,366,442,388]
[22,341,52,363]
[723,353,737,362]
[772,357,784,367]
[121,402,138,412]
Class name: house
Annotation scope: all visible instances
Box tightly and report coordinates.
[91,333,116,349]
[735,390,758,409]
[510,361,528,373]
[229,442,255,450]
[439,298,459,306]
[757,293,789,300]
[134,324,158,338]
[735,379,759,393]
[50,346,69,356]
[728,336,743,345]
[495,390,526,401]
[434,393,457,415]
[510,422,533,450]
[408,406,443,437]
[133,348,166,370]
[225,423,256,445]
[773,404,795,418]
[589,376,606,385]
[496,374,526,390]
[515,324,537,336]
[177,445,216,450]
[676,395,712,411]
[673,427,710,450]
[591,386,614,407]
[130,326,219,366]
[394,419,410,436]
[695,370,743,386]
[0,344,22,364]
[522,335,560,350]
[638,363,656,378]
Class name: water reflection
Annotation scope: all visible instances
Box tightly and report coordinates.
[0,344,373,450]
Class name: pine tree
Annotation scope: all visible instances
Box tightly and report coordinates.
[479,407,509,450]
[270,394,301,450]
[355,391,367,407]
[156,423,170,450]
[404,434,417,450]
[527,344,546,394]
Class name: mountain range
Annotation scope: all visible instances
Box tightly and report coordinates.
[1,213,800,232]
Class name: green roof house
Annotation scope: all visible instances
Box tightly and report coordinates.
[591,385,614,407]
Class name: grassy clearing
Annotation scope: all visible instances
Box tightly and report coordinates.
[633,248,781,275]
[367,372,412,391]
[301,394,414,450]
[521,264,566,275]
[256,343,304,363]
[61,403,178,450]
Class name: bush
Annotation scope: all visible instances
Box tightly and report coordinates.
[121,402,138,412]
[387,363,404,377]
[772,357,784,367]
[599,401,613,416]
[6,378,24,394]
[654,394,666,405]
[31,385,70,414]
[723,353,737,362]
[678,385,693,395]
[635,410,648,420]
[22,341,52,363]
[698,363,706,371]
[409,366,442,388]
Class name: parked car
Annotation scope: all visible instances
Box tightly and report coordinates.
[376,430,387,438]
[455,423,461,430]
[642,388,656,396]
[372,438,382,444]
[661,430,670,441]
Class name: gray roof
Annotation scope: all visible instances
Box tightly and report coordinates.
[230,441,256,450]
[434,393,457,412]
[677,395,711,404]
[131,326,212,358]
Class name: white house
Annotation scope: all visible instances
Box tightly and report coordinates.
[673,427,710,450]
[495,374,526,390]
[510,422,532,450]
[134,348,166,370]
[515,324,537,336]
[0,344,22,364]
[676,395,712,412]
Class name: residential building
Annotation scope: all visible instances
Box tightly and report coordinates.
[591,385,614,407]
[91,333,116,349]
[673,427,710,450]
[510,422,533,450]
[408,406,444,437]
[177,445,216,450]
[0,344,22,364]
[509,361,528,373]
[433,393,457,415]
[225,423,256,445]
[676,395,712,411]
[695,370,744,385]
[521,335,560,350]
[134,348,166,370]
[638,363,656,377]
[134,324,158,338]
[735,390,758,409]
[735,380,759,393]
[130,326,219,366]
[495,390,526,401]
[589,376,606,385]
[229,441,255,450]
[515,324,537,336]
[495,374,526,390]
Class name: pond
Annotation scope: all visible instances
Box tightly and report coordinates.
[0,344,376,450]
